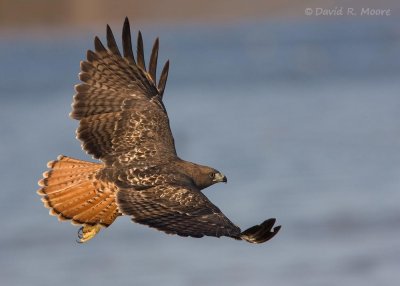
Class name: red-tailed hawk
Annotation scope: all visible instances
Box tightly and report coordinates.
[37,18,281,243]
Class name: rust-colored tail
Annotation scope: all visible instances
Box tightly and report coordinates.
[37,155,120,242]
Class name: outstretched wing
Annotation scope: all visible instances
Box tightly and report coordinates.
[116,184,243,239]
[116,184,281,243]
[71,18,176,167]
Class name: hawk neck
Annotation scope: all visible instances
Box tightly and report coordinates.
[174,159,215,190]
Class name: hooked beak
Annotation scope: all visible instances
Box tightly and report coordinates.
[214,172,227,183]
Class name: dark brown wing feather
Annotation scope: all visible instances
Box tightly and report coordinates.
[71,17,174,167]
[116,184,242,239]
[240,218,281,243]
[136,31,146,71]
[122,18,136,64]
[149,38,159,82]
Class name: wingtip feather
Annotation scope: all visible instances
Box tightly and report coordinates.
[122,17,136,64]
[137,31,146,71]
[158,60,169,97]
[106,24,121,56]
[94,36,106,53]
[240,218,281,244]
[149,38,159,83]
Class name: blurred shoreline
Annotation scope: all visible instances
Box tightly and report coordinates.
[1,0,399,33]
[0,0,305,29]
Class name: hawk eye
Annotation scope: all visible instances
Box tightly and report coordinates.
[209,172,215,179]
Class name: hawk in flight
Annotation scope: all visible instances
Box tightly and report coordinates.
[37,18,281,243]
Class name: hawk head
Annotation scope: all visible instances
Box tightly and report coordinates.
[191,165,227,190]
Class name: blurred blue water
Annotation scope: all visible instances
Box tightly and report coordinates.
[1,19,400,286]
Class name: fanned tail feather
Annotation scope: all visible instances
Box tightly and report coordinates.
[37,155,120,242]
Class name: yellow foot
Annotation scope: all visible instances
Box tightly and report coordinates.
[77,224,102,243]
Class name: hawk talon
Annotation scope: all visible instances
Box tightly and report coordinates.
[76,224,102,243]
[77,227,84,239]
